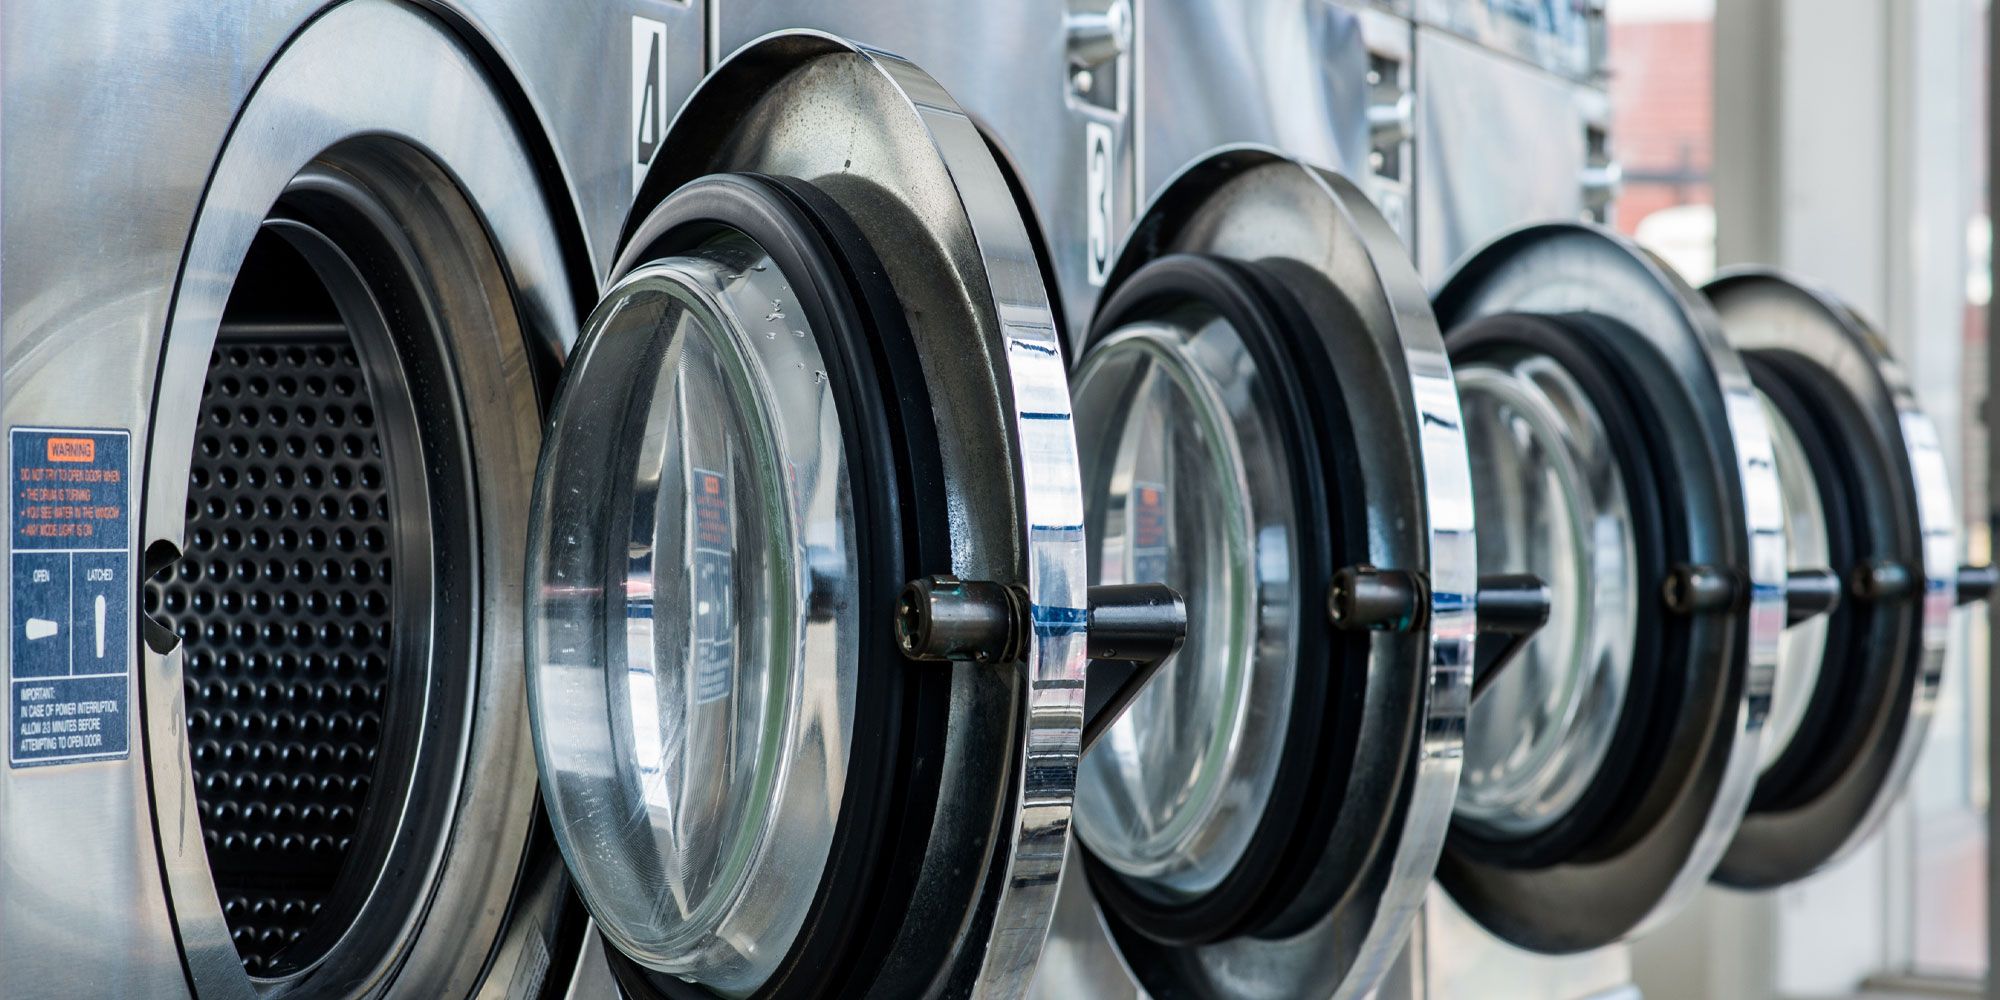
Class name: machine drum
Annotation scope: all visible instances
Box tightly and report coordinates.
[147,335,393,975]
[145,227,433,979]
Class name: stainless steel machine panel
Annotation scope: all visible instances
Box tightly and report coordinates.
[461,0,707,275]
[1414,27,1593,283]
[1136,1,1371,204]
[697,1,1132,349]
[1415,0,1603,82]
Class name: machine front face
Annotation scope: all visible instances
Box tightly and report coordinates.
[1432,224,1786,955]
[1035,147,1474,1000]
[525,35,1090,1000]
[1707,271,1963,889]
[118,4,595,996]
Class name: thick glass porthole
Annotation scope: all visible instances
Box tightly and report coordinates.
[1707,271,1978,890]
[1432,226,1784,955]
[528,222,858,994]
[1064,252,1368,955]
[527,35,1105,999]
[1036,152,1471,1000]
[1454,357,1638,839]
[1071,314,1296,900]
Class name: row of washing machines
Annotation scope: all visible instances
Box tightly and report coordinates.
[2,1,1987,998]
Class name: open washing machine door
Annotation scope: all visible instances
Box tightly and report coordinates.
[1429,224,1789,953]
[122,3,594,996]
[1034,147,1477,999]
[523,33,1185,1000]
[1703,270,1993,889]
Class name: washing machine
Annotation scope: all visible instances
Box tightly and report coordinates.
[1702,270,1994,890]
[1429,224,1790,958]
[2,0,642,994]
[11,3,1993,1000]
[10,0,1200,993]
[514,26,1213,1000]
[1021,187,1993,1000]
[1018,145,1475,1000]
[1417,234,1995,997]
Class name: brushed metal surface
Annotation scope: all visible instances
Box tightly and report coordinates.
[705,1,1131,351]
[450,0,705,279]
[1415,0,1600,82]
[3,1,316,995]
[1414,28,1591,284]
[1135,1,1372,202]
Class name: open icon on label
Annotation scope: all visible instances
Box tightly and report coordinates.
[24,618,58,641]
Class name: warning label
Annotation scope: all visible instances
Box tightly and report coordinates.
[10,427,131,767]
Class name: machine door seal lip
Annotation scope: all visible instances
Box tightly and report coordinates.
[1706,268,1955,890]
[1070,251,1363,950]
[1428,222,1781,954]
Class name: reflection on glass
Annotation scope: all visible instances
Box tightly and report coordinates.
[1757,391,1832,773]
[526,233,856,996]
[1071,315,1297,899]
[1456,357,1638,839]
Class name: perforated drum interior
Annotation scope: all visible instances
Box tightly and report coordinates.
[146,230,425,977]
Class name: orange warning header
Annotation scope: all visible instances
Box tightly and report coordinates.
[45,438,96,463]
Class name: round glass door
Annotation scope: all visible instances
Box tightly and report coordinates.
[1454,358,1638,840]
[1037,149,1473,1000]
[1433,225,1785,953]
[1071,315,1296,902]
[1706,271,1962,888]
[523,34,1085,1000]
[1755,386,1833,777]
[528,228,857,993]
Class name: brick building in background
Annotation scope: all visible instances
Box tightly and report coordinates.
[1606,11,1716,279]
